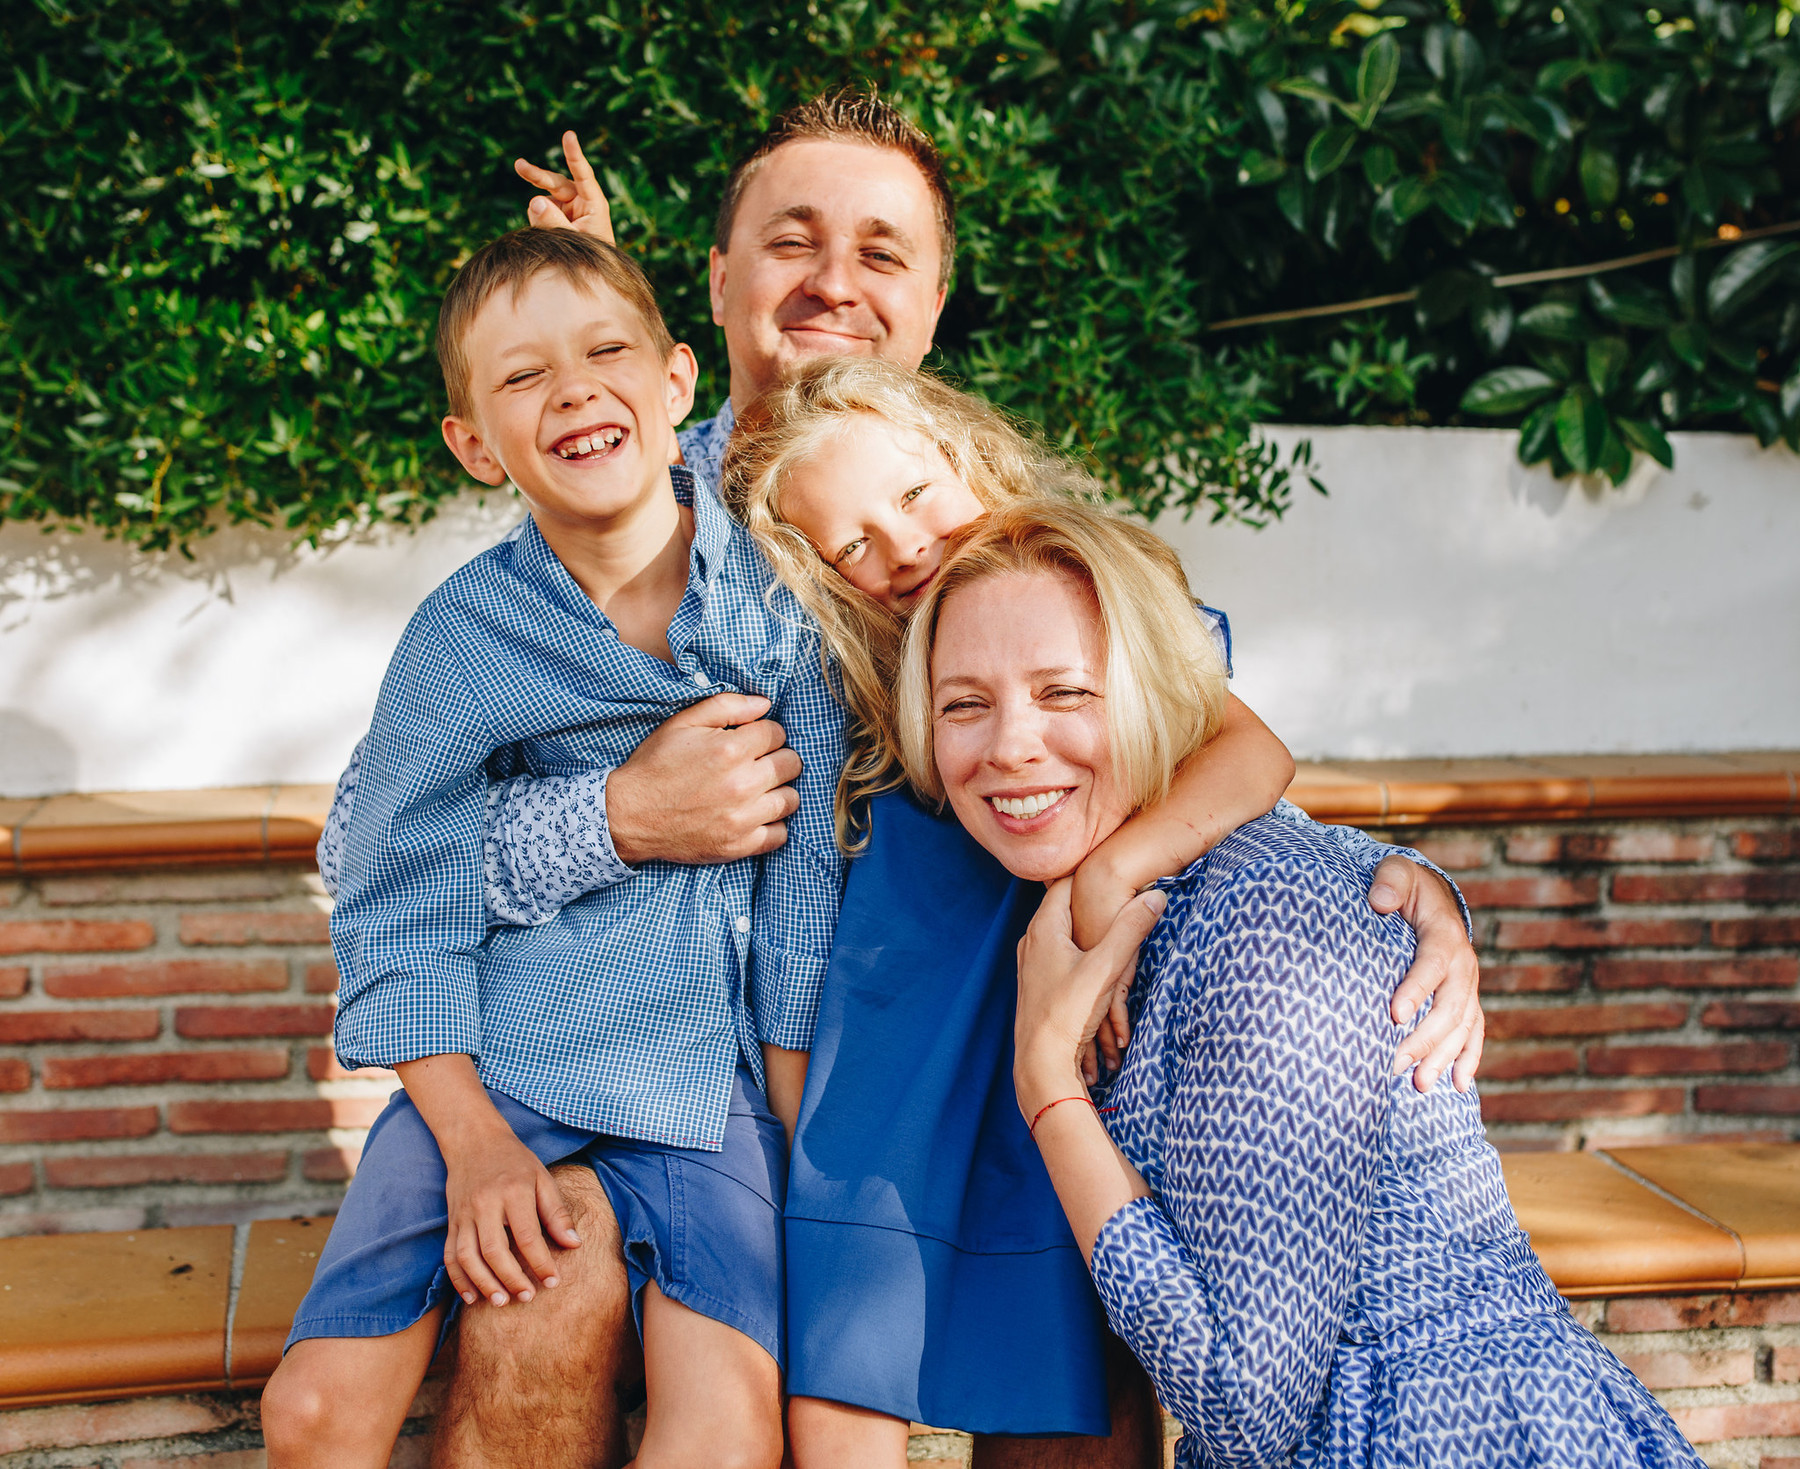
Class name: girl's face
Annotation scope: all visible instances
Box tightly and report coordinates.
[929,569,1133,883]
[779,413,985,614]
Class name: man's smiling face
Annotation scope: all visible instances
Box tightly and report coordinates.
[709,137,948,407]
[441,270,696,534]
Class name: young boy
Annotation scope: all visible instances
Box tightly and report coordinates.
[260,227,845,1469]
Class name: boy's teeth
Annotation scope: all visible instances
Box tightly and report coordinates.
[990,790,1068,819]
[557,429,624,458]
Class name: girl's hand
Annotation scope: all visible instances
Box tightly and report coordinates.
[1069,855,1139,1079]
[1014,878,1166,1120]
[514,131,616,244]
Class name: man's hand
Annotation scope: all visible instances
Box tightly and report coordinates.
[514,131,615,242]
[442,1120,583,1309]
[1369,856,1485,1093]
[606,692,802,866]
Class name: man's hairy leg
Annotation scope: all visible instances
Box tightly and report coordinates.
[262,1311,442,1469]
[432,1164,642,1469]
[635,1283,783,1469]
[972,1334,1162,1469]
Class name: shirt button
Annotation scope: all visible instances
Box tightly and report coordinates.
[692,670,711,687]
[734,916,751,934]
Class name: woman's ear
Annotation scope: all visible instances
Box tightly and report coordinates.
[441,416,509,486]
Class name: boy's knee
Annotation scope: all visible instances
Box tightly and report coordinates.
[260,1359,334,1446]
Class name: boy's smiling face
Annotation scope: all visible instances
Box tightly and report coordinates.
[441,269,697,533]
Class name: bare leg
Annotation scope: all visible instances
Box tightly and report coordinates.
[973,1334,1162,1469]
[634,1281,784,1469]
[432,1164,642,1469]
[787,1396,910,1469]
[262,1310,443,1469]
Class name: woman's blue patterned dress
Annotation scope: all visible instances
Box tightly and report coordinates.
[1091,811,1705,1468]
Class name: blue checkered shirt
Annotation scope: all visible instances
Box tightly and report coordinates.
[329,464,846,1150]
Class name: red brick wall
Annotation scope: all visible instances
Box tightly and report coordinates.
[1399,816,1800,1151]
[1,813,1796,1231]
[0,867,392,1235]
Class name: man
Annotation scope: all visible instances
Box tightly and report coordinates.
[416,90,1483,1468]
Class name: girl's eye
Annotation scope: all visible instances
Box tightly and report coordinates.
[832,538,868,568]
[900,483,926,507]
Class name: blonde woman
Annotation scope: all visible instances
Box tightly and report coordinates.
[896,498,1703,1469]
[717,360,1479,1462]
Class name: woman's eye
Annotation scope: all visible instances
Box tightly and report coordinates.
[938,698,986,718]
[1042,687,1094,708]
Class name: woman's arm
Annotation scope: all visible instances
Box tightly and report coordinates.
[1068,694,1291,949]
[1018,857,1398,1462]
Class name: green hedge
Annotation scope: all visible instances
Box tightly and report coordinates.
[3,0,1797,550]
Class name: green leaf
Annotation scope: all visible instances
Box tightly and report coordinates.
[1744,395,1783,447]
[1579,141,1620,207]
[1356,33,1400,127]
[1589,61,1631,109]
[1361,143,1398,190]
[1667,322,1709,370]
[1616,416,1675,468]
[1471,285,1516,355]
[1392,175,1434,222]
[1518,399,1560,463]
[1304,124,1358,181]
[1599,420,1632,485]
[1554,385,1608,474]
[1773,64,1800,127]
[1275,170,1308,232]
[1783,365,1800,425]
[1586,336,1629,396]
[1461,366,1562,416]
[1587,276,1677,330]
[1275,76,1345,110]
[1517,301,1589,342]
[1705,241,1800,323]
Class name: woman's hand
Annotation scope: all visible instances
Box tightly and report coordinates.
[514,131,616,243]
[1014,878,1167,1121]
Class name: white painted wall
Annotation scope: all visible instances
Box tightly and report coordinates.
[0,427,1793,796]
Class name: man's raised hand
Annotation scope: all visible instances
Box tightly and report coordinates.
[514,130,615,243]
[605,692,803,866]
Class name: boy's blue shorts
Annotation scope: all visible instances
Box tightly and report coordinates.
[285,1061,785,1364]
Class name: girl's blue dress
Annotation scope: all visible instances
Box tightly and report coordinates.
[782,789,1114,1434]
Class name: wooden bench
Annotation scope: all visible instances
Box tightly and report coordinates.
[1,1143,1797,1464]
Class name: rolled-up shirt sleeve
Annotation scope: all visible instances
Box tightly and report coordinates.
[482,767,636,928]
[749,637,848,1051]
[329,614,495,1071]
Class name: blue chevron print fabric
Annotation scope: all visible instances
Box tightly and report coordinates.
[1088,813,1705,1469]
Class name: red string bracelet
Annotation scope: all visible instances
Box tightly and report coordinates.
[1028,1095,1095,1138]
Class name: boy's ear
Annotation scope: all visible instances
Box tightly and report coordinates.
[442,415,510,487]
[663,342,699,431]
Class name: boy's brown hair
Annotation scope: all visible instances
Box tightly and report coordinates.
[435,228,676,420]
[713,88,956,289]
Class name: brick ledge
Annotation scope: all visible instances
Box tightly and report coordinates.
[2,753,1796,874]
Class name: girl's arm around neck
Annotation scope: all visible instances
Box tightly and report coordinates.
[1069,694,1292,950]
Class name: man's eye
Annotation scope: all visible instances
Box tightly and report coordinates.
[831,538,868,568]
[865,250,902,268]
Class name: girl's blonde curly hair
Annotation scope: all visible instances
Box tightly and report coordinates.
[721,357,1096,852]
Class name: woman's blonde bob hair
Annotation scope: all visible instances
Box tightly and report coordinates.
[894,498,1229,817]
[723,356,1094,850]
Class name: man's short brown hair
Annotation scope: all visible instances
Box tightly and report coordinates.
[713,88,956,290]
[436,228,677,420]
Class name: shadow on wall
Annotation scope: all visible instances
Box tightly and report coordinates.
[0,709,78,797]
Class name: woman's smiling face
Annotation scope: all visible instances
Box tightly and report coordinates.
[778,412,984,614]
[929,569,1133,882]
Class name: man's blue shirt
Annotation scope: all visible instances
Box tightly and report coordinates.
[330,464,846,1150]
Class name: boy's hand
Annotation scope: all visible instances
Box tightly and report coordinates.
[1370,856,1485,1093]
[1069,851,1142,1081]
[607,693,802,865]
[442,1119,583,1309]
[514,131,616,243]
